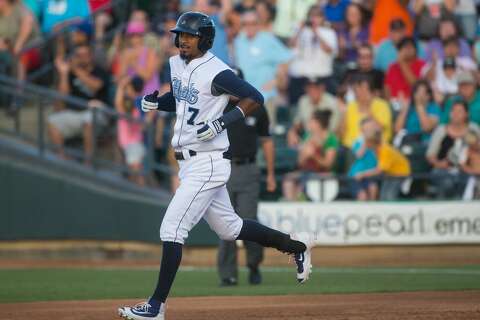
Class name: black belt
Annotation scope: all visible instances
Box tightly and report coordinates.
[231,157,256,165]
[174,150,232,161]
[174,150,196,160]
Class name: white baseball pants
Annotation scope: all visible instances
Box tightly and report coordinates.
[160,151,243,244]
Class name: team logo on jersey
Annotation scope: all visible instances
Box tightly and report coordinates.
[172,77,199,104]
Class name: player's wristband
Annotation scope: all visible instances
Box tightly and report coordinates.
[218,106,245,130]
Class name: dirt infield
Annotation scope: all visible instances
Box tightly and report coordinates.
[1,291,479,320]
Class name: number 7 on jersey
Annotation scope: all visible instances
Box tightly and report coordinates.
[187,107,199,125]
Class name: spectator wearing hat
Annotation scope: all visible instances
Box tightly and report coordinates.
[71,19,93,43]
[441,72,480,126]
[374,19,425,73]
[117,21,160,96]
[287,77,339,147]
[368,0,413,46]
[56,19,108,69]
[422,36,477,102]
[129,10,161,55]
[109,10,163,77]
[48,43,110,161]
[435,57,460,98]
[288,4,338,105]
[385,37,426,101]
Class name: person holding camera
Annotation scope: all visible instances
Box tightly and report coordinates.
[288,5,338,105]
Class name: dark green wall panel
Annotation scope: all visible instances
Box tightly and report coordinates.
[0,160,218,246]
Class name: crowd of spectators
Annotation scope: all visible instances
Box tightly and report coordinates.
[1,0,480,200]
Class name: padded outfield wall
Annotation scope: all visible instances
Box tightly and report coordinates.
[0,158,218,246]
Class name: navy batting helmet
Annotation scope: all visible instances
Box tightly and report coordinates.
[170,11,215,52]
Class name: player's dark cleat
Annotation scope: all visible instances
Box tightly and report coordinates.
[292,233,315,284]
[248,267,262,285]
[220,277,238,287]
[118,301,165,320]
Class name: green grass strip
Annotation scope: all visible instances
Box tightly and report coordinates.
[0,266,479,303]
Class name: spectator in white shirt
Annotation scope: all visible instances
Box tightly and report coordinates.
[288,5,338,105]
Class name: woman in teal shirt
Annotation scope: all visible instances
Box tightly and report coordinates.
[394,80,441,144]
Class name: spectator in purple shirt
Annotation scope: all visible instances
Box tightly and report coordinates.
[424,17,471,63]
[337,3,369,65]
[323,0,350,31]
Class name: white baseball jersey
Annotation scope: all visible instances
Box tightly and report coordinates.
[170,51,231,152]
[160,51,243,245]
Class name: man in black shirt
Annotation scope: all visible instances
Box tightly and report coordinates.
[48,44,110,160]
[340,44,385,97]
[217,68,276,286]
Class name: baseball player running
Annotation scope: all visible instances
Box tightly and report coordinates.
[118,11,315,320]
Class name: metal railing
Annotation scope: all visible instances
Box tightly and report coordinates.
[0,74,173,187]
[268,162,480,202]
[293,172,409,202]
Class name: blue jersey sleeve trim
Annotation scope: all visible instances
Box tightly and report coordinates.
[212,70,264,105]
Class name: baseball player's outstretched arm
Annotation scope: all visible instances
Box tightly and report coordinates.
[197,70,264,141]
[141,89,176,113]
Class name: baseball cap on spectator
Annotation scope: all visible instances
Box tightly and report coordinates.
[151,13,178,36]
[390,18,406,31]
[442,57,456,69]
[130,75,145,93]
[126,21,146,35]
[72,20,93,40]
[457,71,475,84]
